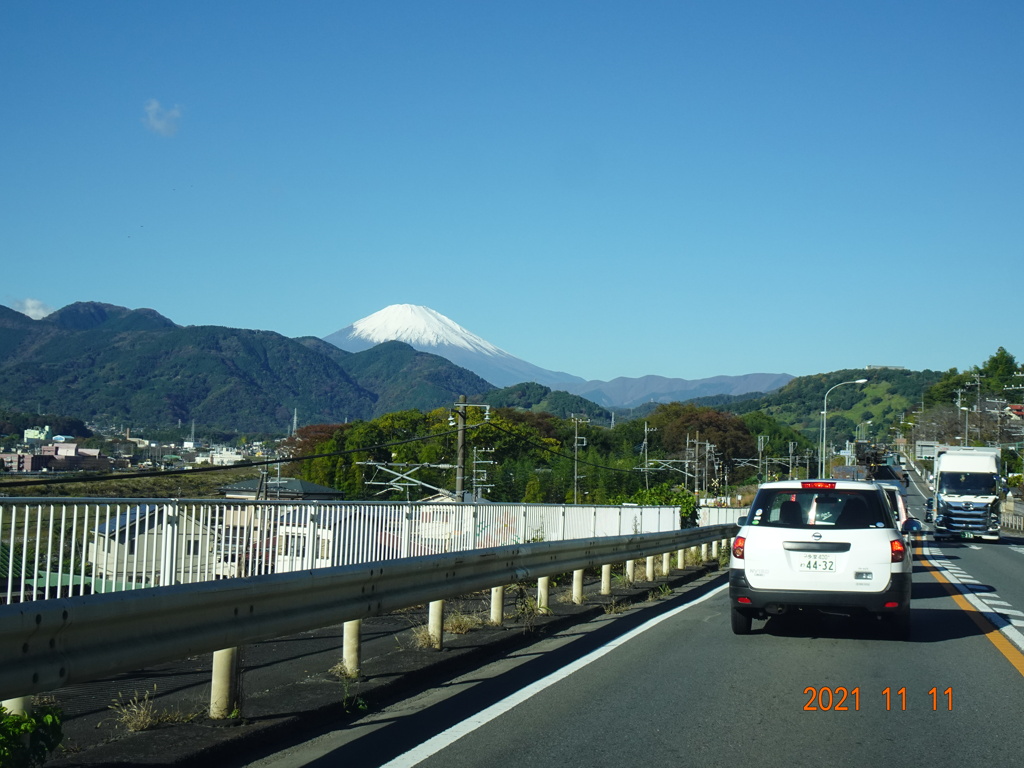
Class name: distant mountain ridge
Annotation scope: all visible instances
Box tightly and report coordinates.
[325,304,792,406]
[569,372,796,408]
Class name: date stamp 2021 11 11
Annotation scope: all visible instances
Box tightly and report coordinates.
[803,686,953,711]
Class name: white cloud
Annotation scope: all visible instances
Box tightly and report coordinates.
[143,98,182,136]
[13,298,54,319]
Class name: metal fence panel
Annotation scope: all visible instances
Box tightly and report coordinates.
[0,497,701,604]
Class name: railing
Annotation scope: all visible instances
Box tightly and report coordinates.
[0,498,685,604]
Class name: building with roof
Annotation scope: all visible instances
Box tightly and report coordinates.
[219,477,344,501]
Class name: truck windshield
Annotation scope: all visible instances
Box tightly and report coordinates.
[938,473,997,496]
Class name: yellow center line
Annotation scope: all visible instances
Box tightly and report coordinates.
[915,541,1024,677]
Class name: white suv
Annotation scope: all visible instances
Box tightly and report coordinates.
[729,479,919,639]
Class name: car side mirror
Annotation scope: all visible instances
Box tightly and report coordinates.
[902,519,923,535]
[737,515,747,526]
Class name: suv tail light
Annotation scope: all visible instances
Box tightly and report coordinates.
[732,536,746,560]
[802,481,836,490]
[890,538,906,563]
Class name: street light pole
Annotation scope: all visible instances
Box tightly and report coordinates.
[819,378,868,478]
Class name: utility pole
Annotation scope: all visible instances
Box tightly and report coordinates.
[455,395,467,499]
[640,421,657,490]
[572,414,590,504]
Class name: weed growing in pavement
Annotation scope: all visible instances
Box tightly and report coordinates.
[444,609,487,634]
[338,675,368,714]
[612,572,635,589]
[511,583,550,631]
[602,599,628,615]
[648,583,673,601]
[108,686,202,732]
[557,589,585,605]
[329,661,359,680]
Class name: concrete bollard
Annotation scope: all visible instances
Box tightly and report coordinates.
[572,568,584,604]
[491,586,504,625]
[601,563,612,595]
[428,599,444,650]
[343,620,361,677]
[662,552,671,576]
[537,576,550,611]
[646,555,655,582]
[625,558,635,583]
[210,647,239,719]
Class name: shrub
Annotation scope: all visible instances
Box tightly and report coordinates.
[0,702,63,768]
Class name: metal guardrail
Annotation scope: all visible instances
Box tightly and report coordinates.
[0,523,737,702]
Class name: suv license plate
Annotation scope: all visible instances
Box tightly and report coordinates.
[798,555,836,572]
[961,532,974,540]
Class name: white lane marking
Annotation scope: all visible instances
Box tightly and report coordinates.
[923,542,1024,653]
[381,583,729,768]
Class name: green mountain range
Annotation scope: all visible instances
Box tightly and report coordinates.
[0,302,496,433]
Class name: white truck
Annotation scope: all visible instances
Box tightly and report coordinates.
[932,447,1002,542]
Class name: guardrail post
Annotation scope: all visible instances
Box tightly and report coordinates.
[210,647,239,719]
[428,600,444,650]
[537,576,550,610]
[572,569,584,604]
[2,697,28,715]
[677,546,686,569]
[601,563,612,595]
[645,555,655,581]
[490,586,504,625]
[343,620,361,677]
[662,552,671,575]
[625,558,635,582]
[702,542,710,562]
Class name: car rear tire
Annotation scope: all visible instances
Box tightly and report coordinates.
[731,608,752,635]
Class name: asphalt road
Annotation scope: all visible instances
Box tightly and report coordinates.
[237,469,1024,768]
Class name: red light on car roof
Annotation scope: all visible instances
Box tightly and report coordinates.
[802,481,837,490]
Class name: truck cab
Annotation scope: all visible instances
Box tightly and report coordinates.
[932,448,1002,542]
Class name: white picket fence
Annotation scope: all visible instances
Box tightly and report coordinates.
[0,497,696,604]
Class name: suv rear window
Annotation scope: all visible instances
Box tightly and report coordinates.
[748,488,893,529]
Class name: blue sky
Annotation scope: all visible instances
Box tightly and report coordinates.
[2,2,1021,382]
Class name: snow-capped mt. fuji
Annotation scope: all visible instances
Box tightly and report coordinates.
[323,305,585,389]
[334,305,502,355]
